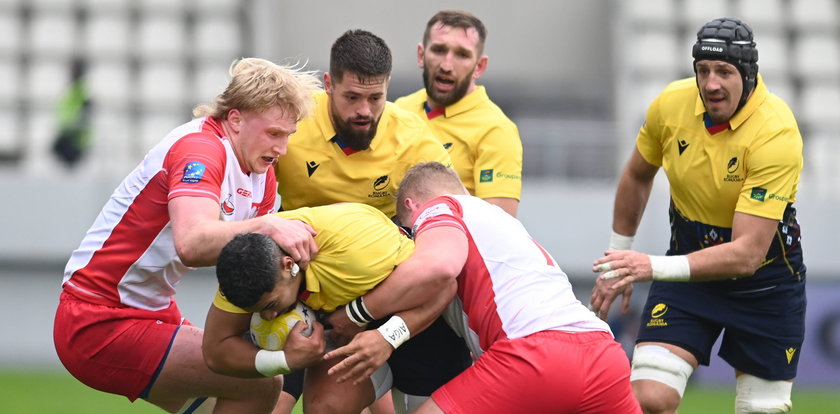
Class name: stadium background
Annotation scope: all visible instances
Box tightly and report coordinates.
[1,0,838,407]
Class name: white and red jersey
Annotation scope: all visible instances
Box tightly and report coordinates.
[62,117,277,311]
[412,195,611,359]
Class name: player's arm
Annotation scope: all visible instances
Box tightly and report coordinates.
[202,305,266,378]
[612,147,659,238]
[169,197,318,268]
[483,197,519,216]
[202,305,326,377]
[589,147,658,319]
[324,225,465,384]
[325,277,457,385]
[351,225,467,320]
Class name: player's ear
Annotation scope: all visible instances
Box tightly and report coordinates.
[282,256,298,279]
[323,72,332,94]
[474,55,488,79]
[417,43,425,68]
[227,109,242,132]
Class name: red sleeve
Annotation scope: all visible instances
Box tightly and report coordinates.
[256,173,278,215]
[165,133,227,202]
[413,196,466,237]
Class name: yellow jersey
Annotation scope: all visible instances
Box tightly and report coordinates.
[395,86,522,200]
[637,75,802,227]
[213,202,414,313]
[275,91,452,218]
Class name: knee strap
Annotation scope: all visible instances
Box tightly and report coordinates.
[630,345,694,397]
[735,374,792,414]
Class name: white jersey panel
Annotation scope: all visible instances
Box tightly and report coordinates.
[422,195,611,355]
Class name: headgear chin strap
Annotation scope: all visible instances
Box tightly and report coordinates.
[692,17,759,112]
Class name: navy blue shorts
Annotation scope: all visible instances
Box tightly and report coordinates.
[381,316,472,396]
[636,278,806,380]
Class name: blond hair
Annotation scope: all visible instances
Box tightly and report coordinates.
[193,58,322,121]
[396,162,467,221]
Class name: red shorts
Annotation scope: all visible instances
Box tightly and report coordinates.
[431,330,641,414]
[53,291,192,401]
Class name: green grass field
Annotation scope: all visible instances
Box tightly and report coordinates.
[1,370,837,414]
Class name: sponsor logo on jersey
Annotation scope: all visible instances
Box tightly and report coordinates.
[751,187,767,202]
[479,169,493,183]
[182,161,206,183]
[768,193,790,203]
[306,161,320,177]
[785,347,797,364]
[647,303,669,327]
[236,187,251,197]
[221,194,234,215]
[495,171,521,181]
[723,157,743,182]
[678,139,690,155]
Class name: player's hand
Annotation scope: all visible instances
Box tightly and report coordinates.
[260,216,319,270]
[325,308,365,347]
[590,274,633,321]
[590,250,650,320]
[592,250,654,289]
[283,321,326,371]
[323,330,394,385]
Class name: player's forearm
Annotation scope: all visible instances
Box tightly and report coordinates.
[396,277,456,335]
[204,338,267,378]
[363,254,454,319]
[612,152,657,237]
[684,222,776,281]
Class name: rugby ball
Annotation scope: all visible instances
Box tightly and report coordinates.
[250,301,316,351]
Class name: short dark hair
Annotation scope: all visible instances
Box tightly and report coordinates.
[423,9,487,55]
[216,233,286,309]
[329,29,392,83]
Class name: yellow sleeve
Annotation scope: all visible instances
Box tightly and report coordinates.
[212,287,249,314]
[473,123,523,200]
[736,130,802,220]
[636,93,665,167]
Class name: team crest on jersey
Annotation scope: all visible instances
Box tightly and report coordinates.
[221,194,235,215]
[479,169,493,183]
[723,157,742,182]
[646,303,669,327]
[373,175,390,191]
[182,161,206,183]
[367,175,391,199]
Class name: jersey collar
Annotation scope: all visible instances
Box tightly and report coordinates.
[423,85,488,119]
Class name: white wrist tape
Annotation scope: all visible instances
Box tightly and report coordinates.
[649,255,691,282]
[609,231,635,250]
[346,296,374,327]
[254,349,291,376]
[377,315,410,349]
